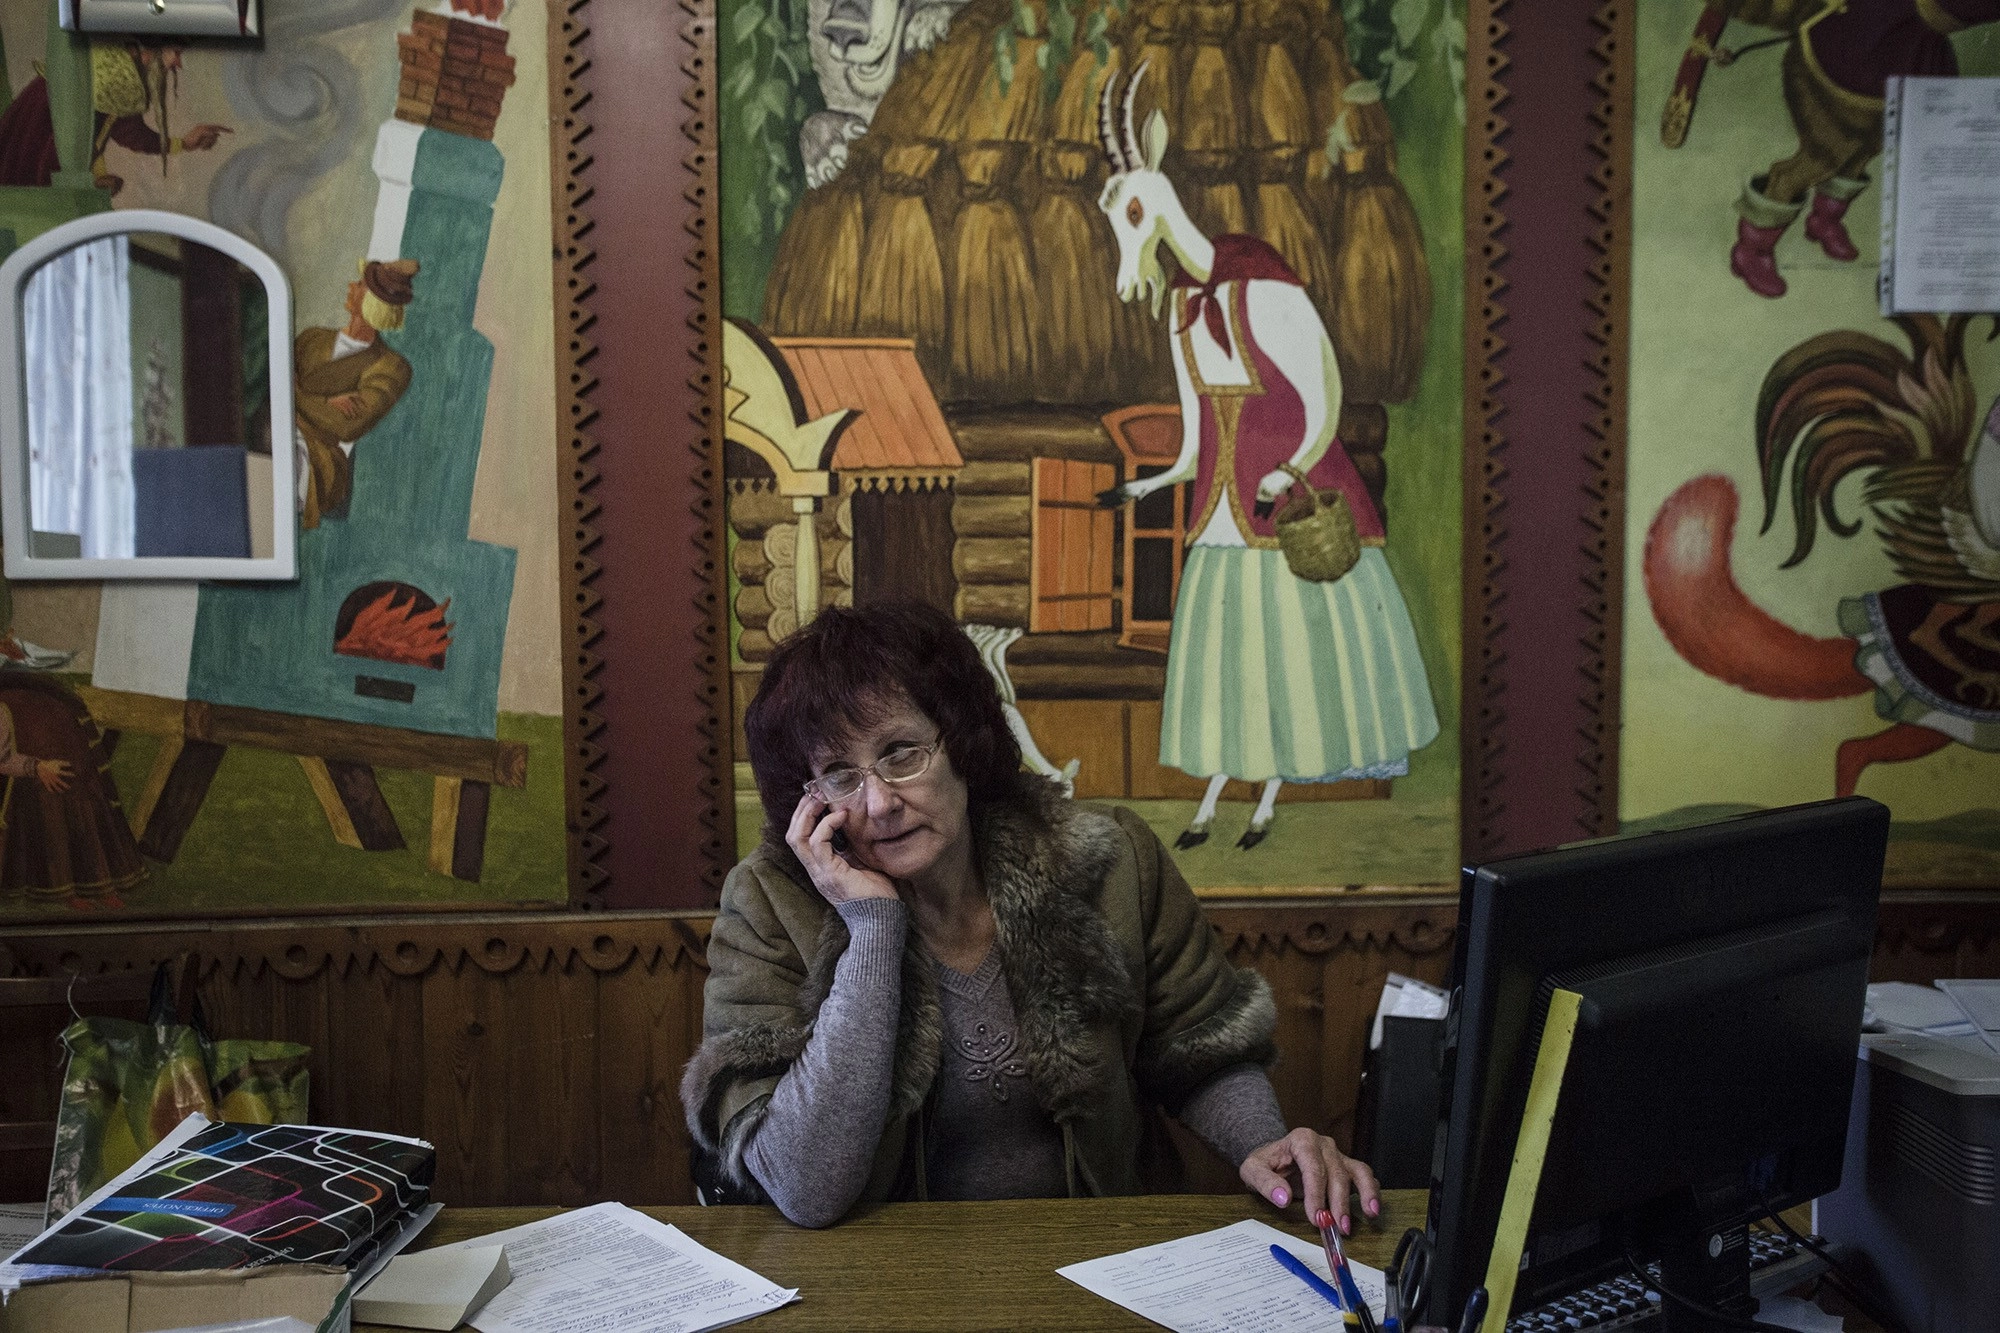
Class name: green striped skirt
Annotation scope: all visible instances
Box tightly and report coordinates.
[1159,545,1440,783]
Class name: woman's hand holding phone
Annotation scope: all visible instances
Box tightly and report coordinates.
[786,794,899,904]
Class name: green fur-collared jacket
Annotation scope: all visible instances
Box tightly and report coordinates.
[680,782,1279,1207]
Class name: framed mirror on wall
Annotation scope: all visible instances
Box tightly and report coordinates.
[0,209,294,580]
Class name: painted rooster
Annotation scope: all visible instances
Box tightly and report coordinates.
[1645,315,2000,795]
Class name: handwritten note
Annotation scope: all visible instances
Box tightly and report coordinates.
[1059,1218,1387,1333]
[429,1202,799,1333]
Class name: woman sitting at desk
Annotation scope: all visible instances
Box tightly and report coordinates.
[682,601,1381,1229]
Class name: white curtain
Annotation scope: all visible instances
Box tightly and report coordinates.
[24,236,136,559]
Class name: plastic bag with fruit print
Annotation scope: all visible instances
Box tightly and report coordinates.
[44,958,309,1216]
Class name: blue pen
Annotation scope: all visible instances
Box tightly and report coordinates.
[1269,1244,1350,1317]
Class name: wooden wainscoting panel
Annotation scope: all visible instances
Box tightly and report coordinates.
[276,962,334,1119]
[0,917,715,1206]
[506,953,602,1205]
[322,957,428,1140]
[1318,941,1400,1154]
[424,958,507,1206]
[597,919,712,1207]
[2,895,1989,1207]
[1870,897,2000,983]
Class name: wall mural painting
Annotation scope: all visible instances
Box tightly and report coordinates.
[1626,2,2000,887]
[720,0,1467,890]
[0,0,568,917]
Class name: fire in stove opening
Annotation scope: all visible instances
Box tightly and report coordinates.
[334,581,454,670]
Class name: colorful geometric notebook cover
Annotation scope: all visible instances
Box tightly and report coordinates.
[14,1121,434,1272]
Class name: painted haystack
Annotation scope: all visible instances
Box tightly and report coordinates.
[761,0,1432,445]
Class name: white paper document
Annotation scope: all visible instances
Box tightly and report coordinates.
[1059,1218,1386,1333]
[0,1206,44,1261]
[1371,972,1449,1049]
[1865,981,1975,1037]
[1881,77,2000,314]
[1936,978,2000,1054]
[429,1202,798,1333]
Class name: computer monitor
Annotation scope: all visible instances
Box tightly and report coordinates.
[1420,797,1889,1330]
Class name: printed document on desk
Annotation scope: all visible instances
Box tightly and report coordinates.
[1059,1218,1386,1333]
[427,1201,799,1333]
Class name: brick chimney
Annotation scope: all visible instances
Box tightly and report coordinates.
[395,10,517,141]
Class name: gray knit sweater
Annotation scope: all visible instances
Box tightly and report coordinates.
[744,897,1286,1226]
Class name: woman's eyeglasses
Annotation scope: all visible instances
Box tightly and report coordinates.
[803,737,943,804]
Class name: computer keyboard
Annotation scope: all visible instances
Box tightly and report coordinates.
[1504,1230,1827,1332]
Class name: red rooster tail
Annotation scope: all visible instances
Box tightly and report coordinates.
[1643,475,1870,700]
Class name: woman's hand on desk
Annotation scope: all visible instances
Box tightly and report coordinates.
[1239,1128,1381,1235]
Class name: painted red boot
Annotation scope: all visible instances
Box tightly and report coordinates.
[1804,190,1860,261]
[1729,217,1787,298]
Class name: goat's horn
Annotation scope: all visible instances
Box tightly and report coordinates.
[1121,58,1151,169]
[1097,65,1128,171]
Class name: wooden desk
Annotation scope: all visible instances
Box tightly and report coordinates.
[360,1192,1875,1332]
[358,1192,1421,1332]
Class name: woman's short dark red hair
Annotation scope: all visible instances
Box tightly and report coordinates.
[744,600,1031,836]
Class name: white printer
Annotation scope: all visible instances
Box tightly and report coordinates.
[1818,1032,2000,1333]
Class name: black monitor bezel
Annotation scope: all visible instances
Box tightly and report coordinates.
[1421,796,1889,1324]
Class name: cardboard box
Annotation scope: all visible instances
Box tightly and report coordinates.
[0,1264,350,1333]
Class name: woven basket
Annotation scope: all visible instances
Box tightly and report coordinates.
[1272,462,1360,583]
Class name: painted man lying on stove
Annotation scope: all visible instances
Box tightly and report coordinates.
[293,258,419,530]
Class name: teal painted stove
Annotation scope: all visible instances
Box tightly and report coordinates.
[188,125,517,741]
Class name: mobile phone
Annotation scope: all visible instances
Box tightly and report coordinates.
[831,829,851,854]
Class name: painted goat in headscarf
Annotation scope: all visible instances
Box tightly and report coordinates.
[1094,64,1438,851]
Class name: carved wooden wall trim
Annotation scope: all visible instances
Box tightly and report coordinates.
[1207,901,1459,960]
[1471,1,1631,857]
[552,0,610,903]
[681,0,736,896]
[1582,0,1634,837]
[1463,0,1512,865]
[583,0,733,907]
[0,915,714,981]
[1871,895,2000,979]
[5,896,1976,993]
[0,906,1459,982]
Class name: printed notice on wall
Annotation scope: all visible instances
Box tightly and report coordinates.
[1881,77,2000,314]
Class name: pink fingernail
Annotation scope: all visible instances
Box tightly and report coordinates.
[1340,1214,1351,1235]
[1272,1187,1289,1207]
[1366,1199,1380,1218]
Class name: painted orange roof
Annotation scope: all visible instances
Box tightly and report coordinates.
[770,337,962,479]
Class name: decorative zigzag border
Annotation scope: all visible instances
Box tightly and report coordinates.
[682,0,737,896]
[1462,0,1512,863]
[551,0,610,905]
[1581,0,1634,842]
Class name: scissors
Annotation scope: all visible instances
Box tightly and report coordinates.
[1386,1227,1431,1332]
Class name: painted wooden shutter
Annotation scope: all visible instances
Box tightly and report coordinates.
[1029,458,1115,632]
